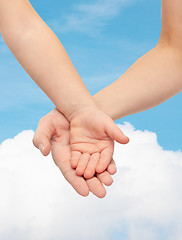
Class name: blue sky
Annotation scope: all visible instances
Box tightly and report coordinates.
[0,0,181,151]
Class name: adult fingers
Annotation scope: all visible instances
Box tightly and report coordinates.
[33,118,52,156]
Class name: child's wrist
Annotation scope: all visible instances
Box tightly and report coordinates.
[65,103,99,122]
[93,94,116,121]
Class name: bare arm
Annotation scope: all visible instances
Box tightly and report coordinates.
[0,0,129,178]
[0,0,97,120]
[94,0,182,120]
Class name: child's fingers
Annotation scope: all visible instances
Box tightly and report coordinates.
[96,171,113,186]
[106,120,129,144]
[107,159,117,175]
[84,152,100,179]
[113,126,130,144]
[76,153,90,176]
[96,148,113,174]
[71,151,81,169]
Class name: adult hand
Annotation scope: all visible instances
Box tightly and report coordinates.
[33,109,117,198]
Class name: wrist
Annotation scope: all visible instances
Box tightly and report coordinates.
[93,94,117,121]
[65,103,99,122]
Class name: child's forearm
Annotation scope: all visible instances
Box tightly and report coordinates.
[94,0,182,121]
[0,0,96,121]
[94,45,182,120]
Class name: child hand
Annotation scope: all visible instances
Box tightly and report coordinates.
[33,108,116,198]
[70,108,129,179]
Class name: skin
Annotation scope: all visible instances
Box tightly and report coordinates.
[94,0,182,120]
[70,108,129,179]
[1,0,182,197]
[33,109,117,198]
[0,0,129,178]
[34,0,182,197]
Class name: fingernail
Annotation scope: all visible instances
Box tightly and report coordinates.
[39,144,45,154]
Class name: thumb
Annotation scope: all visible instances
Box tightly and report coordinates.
[33,120,52,156]
[105,120,129,144]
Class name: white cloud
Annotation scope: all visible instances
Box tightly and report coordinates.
[0,123,182,240]
[49,0,137,35]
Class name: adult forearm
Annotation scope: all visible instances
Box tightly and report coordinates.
[94,45,182,121]
[0,0,96,120]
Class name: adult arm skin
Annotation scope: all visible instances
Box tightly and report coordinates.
[0,0,97,120]
[94,0,182,121]
[0,0,129,178]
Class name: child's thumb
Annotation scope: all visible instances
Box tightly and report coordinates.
[33,130,51,156]
[106,120,129,144]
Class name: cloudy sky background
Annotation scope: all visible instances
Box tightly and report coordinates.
[0,124,182,240]
[0,0,182,239]
[0,0,181,150]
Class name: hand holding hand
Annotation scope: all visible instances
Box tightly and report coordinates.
[33,109,117,198]
[69,107,129,179]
